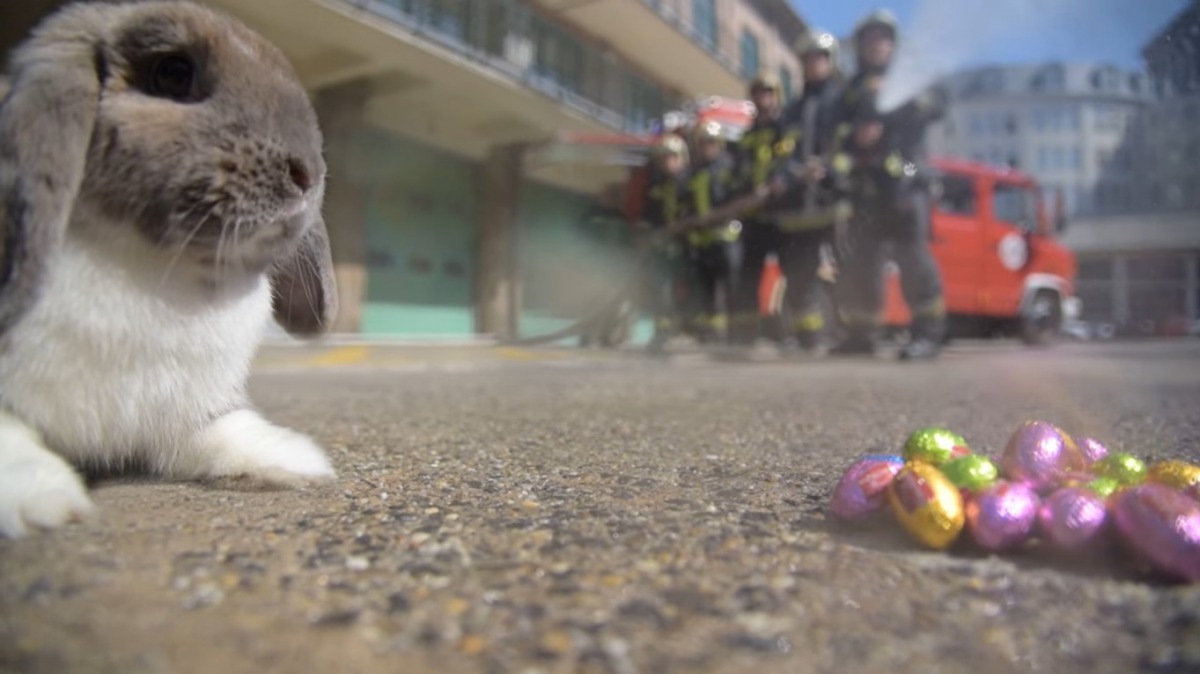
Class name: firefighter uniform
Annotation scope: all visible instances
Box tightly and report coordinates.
[640,135,695,351]
[728,73,792,346]
[766,140,851,352]
[769,28,849,352]
[830,10,949,360]
[681,123,741,342]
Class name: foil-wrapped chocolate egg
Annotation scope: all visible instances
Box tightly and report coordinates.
[1037,487,1108,551]
[1092,452,1147,486]
[941,455,999,494]
[1076,436,1110,464]
[902,428,971,465]
[1147,460,1200,502]
[887,461,965,550]
[1111,483,1200,583]
[1000,421,1086,493]
[964,481,1039,552]
[1085,476,1121,499]
[829,454,906,521]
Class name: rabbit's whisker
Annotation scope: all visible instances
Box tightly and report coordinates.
[159,203,216,287]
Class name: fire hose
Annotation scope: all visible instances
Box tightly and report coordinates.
[500,190,773,347]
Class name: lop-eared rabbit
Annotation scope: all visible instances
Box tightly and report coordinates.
[0,0,339,537]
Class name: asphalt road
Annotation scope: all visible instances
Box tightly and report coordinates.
[3,340,1200,674]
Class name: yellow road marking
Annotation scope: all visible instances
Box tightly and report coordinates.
[306,345,371,366]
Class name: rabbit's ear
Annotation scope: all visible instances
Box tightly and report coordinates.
[0,25,104,333]
[270,213,338,337]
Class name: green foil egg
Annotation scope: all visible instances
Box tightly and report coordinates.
[1092,452,1147,486]
[902,428,971,466]
[1086,476,1121,498]
[940,455,1000,493]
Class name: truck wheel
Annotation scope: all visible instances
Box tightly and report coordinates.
[1020,290,1062,346]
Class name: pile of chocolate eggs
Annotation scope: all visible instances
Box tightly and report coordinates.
[829,420,1200,583]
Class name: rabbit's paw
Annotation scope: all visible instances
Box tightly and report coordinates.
[0,415,94,538]
[190,409,335,487]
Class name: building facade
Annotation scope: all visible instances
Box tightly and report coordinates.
[925,63,1155,218]
[1062,0,1200,334]
[1,0,808,340]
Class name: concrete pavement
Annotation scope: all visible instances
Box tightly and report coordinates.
[2,340,1200,674]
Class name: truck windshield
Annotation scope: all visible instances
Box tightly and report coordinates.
[991,183,1039,233]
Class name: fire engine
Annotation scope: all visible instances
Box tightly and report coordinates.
[528,97,1079,347]
[881,157,1080,345]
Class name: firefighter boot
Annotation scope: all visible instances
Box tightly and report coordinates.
[898,313,946,361]
[830,326,880,357]
[782,312,828,357]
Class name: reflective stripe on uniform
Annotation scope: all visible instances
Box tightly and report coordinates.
[839,309,883,327]
[794,312,825,333]
[688,224,740,246]
[911,297,946,318]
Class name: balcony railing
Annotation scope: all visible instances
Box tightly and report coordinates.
[639,0,740,75]
[333,0,688,134]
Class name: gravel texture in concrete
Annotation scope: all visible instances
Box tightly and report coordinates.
[3,341,1200,674]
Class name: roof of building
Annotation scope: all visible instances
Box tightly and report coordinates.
[746,0,809,47]
[1062,210,1200,254]
[940,62,1154,103]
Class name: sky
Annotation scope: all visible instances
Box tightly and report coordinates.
[791,0,1189,71]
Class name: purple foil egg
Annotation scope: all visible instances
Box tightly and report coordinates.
[1111,483,1200,583]
[964,480,1040,551]
[1037,487,1108,551]
[830,455,905,521]
[1075,437,1110,465]
[1000,421,1087,493]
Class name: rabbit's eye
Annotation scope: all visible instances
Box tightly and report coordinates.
[150,55,195,101]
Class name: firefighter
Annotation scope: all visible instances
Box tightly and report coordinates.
[640,133,692,353]
[681,120,740,344]
[769,28,850,354]
[831,9,950,360]
[783,28,844,144]
[727,72,793,348]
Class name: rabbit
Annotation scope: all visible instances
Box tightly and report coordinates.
[0,0,342,538]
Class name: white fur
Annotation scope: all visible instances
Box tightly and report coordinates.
[0,209,335,538]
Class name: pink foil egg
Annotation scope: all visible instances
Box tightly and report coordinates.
[1000,421,1086,493]
[1037,487,1108,551]
[830,455,905,521]
[1075,436,1110,465]
[1111,483,1200,583]
[964,480,1040,552]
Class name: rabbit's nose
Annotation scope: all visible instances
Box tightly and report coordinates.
[286,157,314,193]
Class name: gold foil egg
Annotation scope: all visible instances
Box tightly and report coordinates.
[887,461,965,550]
[1147,460,1200,501]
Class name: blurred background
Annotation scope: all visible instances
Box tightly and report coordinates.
[2,0,1197,344]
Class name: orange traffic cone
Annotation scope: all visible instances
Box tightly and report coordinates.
[759,253,786,317]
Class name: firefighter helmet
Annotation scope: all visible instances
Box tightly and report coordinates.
[748,71,782,96]
[795,29,839,61]
[652,133,689,162]
[853,9,899,42]
[693,120,725,144]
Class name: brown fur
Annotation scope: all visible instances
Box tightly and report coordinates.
[0,0,337,336]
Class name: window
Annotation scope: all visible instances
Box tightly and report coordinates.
[936,175,978,216]
[739,29,760,80]
[779,67,794,103]
[969,113,984,135]
[1070,147,1082,170]
[692,0,717,49]
[992,183,1039,231]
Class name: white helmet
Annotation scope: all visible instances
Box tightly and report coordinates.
[796,29,840,61]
